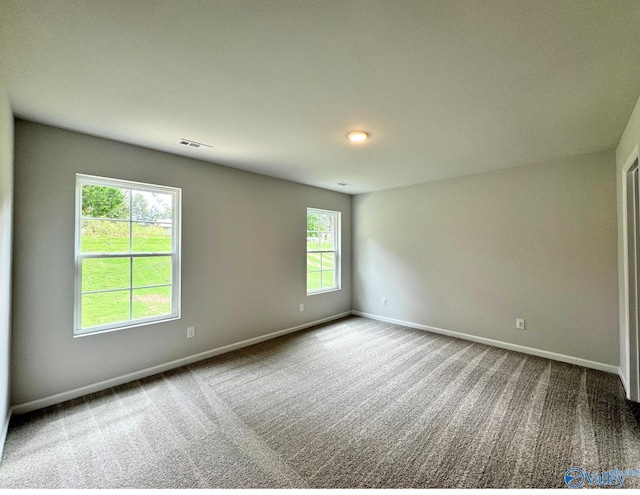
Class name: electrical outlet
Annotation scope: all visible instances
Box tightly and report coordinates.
[300,304,304,312]
[516,319,525,330]
[382,298,388,306]
[187,326,196,338]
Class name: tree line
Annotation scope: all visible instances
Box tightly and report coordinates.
[82,186,171,223]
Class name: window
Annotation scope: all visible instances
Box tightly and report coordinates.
[75,175,181,335]
[307,208,340,294]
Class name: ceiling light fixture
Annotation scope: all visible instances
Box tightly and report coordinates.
[347,131,369,143]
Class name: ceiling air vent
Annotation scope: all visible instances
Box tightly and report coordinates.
[179,138,212,150]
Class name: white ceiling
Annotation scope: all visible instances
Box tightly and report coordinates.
[1,0,640,194]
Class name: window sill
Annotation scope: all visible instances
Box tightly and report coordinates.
[307,288,341,296]
[74,315,181,338]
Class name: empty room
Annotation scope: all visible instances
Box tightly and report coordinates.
[1,0,640,489]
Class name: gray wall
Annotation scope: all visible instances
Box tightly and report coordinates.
[0,85,13,438]
[616,95,640,398]
[353,152,618,365]
[12,121,352,405]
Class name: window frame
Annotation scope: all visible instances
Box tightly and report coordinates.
[74,174,181,336]
[306,207,341,295]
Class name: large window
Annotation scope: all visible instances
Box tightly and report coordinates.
[307,208,340,294]
[75,175,181,335]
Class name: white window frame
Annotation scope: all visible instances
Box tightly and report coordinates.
[74,174,181,336]
[306,207,341,295]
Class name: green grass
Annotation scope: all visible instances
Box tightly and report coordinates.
[82,256,171,292]
[82,234,171,253]
[80,233,173,329]
[307,242,337,291]
[306,240,334,251]
[81,286,172,329]
[307,270,336,291]
[82,232,338,328]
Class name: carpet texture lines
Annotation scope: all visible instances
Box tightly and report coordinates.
[0,316,638,488]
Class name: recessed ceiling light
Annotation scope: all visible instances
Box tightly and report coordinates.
[347,131,369,143]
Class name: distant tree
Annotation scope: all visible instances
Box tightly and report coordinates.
[82,186,126,218]
[307,213,319,233]
[132,193,151,222]
[307,213,332,233]
[132,192,169,223]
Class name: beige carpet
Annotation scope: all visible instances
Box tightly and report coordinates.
[1,316,639,488]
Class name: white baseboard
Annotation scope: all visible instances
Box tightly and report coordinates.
[619,368,630,399]
[0,407,12,466]
[12,310,623,415]
[352,311,619,375]
[12,312,351,415]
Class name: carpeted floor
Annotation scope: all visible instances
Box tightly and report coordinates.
[1,316,639,488]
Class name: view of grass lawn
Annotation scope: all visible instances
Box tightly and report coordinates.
[306,209,339,292]
[77,179,180,332]
[82,226,335,327]
[307,241,336,291]
[82,221,172,253]
[81,286,172,328]
[81,231,172,329]
[82,232,334,327]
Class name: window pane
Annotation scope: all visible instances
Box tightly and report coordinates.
[307,271,321,292]
[82,258,130,292]
[81,220,130,253]
[321,270,336,288]
[154,192,173,221]
[133,256,172,287]
[133,286,172,320]
[81,185,129,219]
[132,190,173,222]
[319,232,334,250]
[76,176,181,335]
[306,209,339,295]
[307,231,320,251]
[318,214,332,232]
[307,212,319,233]
[321,252,335,270]
[307,253,321,273]
[132,222,172,253]
[82,290,130,329]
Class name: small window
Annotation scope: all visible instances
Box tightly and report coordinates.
[75,175,181,335]
[307,208,340,294]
